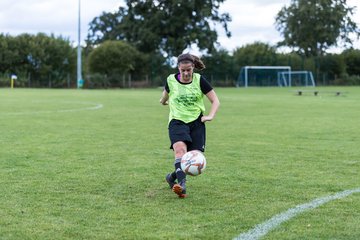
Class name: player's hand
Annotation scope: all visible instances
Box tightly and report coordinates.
[160,98,168,105]
[201,115,213,122]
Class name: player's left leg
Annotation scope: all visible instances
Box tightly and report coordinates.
[171,141,187,198]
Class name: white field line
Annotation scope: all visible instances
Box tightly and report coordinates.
[2,102,103,115]
[234,188,360,240]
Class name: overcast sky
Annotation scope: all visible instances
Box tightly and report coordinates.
[0,0,359,53]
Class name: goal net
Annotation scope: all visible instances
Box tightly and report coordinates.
[279,71,316,87]
[237,66,291,87]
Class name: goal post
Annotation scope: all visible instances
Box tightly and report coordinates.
[237,66,291,87]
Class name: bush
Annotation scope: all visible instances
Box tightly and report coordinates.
[333,74,360,85]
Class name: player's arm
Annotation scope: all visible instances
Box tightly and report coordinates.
[201,90,220,122]
[160,89,169,105]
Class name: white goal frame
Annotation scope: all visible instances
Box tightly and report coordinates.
[279,71,316,87]
[238,66,291,87]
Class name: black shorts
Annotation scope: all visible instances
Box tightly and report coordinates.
[168,115,206,152]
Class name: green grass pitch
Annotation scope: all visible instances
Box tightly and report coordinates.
[0,87,359,239]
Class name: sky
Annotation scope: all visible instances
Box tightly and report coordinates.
[0,0,359,54]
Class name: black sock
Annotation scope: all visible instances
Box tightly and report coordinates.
[171,171,177,181]
[175,162,186,183]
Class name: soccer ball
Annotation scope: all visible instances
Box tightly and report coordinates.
[180,150,206,176]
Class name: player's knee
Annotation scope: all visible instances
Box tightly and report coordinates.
[174,148,186,158]
[173,142,187,158]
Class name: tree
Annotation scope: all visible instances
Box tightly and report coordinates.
[342,49,360,76]
[319,53,346,81]
[88,40,141,75]
[87,40,146,87]
[276,52,303,70]
[0,33,75,87]
[18,33,75,87]
[86,8,127,45]
[202,48,236,85]
[0,34,16,73]
[233,42,278,67]
[87,0,231,57]
[275,0,360,57]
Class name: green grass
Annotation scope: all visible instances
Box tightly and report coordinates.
[0,87,359,239]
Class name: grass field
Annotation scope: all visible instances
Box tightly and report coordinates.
[0,87,359,240]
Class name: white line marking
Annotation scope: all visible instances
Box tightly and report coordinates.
[2,102,103,116]
[56,103,104,113]
[234,188,360,240]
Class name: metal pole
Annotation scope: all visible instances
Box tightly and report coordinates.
[77,0,83,88]
[245,66,248,88]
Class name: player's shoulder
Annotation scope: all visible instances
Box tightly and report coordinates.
[199,74,208,81]
[167,73,177,81]
[199,74,211,85]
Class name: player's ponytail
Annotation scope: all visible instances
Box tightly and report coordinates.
[177,53,206,70]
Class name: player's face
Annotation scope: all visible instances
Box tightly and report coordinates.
[178,62,194,82]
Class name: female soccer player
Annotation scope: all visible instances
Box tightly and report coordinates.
[160,53,220,198]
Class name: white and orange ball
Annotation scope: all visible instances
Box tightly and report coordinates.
[180,150,206,176]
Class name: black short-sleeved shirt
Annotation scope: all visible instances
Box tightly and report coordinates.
[164,73,213,95]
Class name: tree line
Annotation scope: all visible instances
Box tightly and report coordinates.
[1,0,359,88]
[0,33,76,88]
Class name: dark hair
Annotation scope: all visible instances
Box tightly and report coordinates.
[177,53,206,70]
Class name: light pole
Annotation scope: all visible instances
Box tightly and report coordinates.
[77,0,83,88]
